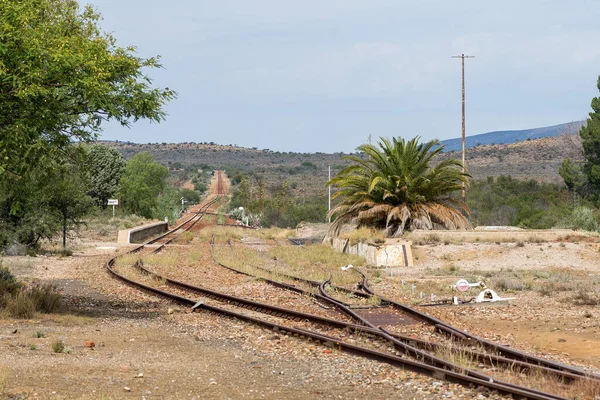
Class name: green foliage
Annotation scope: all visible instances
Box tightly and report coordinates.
[262,197,327,228]
[228,172,326,228]
[180,188,200,204]
[52,339,65,353]
[152,188,180,224]
[0,0,175,177]
[0,146,92,249]
[120,152,169,218]
[559,158,586,196]
[85,145,126,208]
[580,76,600,204]
[0,264,20,299]
[468,176,574,228]
[565,206,598,232]
[328,137,470,237]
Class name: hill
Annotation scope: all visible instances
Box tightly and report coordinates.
[100,132,583,201]
[439,121,585,152]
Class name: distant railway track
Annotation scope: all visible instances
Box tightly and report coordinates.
[105,173,598,399]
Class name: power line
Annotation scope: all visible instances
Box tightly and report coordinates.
[451,53,475,205]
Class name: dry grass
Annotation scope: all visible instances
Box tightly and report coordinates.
[252,228,295,240]
[5,291,35,319]
[432,342,479,373]
[193,226,242,243]
[142,253,180,267]
[113,253,142,268]
[268,244,365,286]
[339,227,386,246]
[43,314,94,326]
[0,366,8,395]
[82,213,153,241]
[571,288,600,305]
[112,264,166,288]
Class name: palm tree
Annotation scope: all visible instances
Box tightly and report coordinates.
[327,136,471,237]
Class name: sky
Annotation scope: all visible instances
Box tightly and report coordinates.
[86,0,600,153]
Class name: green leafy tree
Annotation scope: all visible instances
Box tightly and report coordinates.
[327,137,471,237]
[86,145,126,208]
[120,153,168,218]
[559,159,586,194]
[44,157,93,248]
[580,76,600,203]
[0,0,175,177]
[152,188,180,224]
[0,146,92,249]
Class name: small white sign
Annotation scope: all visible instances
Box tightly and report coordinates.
[107,199,119,206]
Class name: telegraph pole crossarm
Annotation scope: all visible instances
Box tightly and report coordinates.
[451,53,475,205]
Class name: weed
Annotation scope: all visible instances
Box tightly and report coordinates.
[516,241,525,247]
[559,243,566,248]
[34,330,45,338]
[56,248,73,257]
[27,283,61,313]
[0,366,7,395]
[367,295,382,306]
[492,277,529,292]
[584,311,593,318]
[29,344,37,350]
[52,339,65,353]
[438,264,460,275]
[571,289,600,306]
[423,233,441,244]
[527,235,544,244]
[6,291,35,319]
[181,231,193,244]
[433,342,477,372]
[0,265,21,297]
[340,227,386,246]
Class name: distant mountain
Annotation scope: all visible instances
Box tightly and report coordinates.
[439,121,585,152]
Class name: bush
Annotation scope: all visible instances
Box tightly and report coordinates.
[0,265,20,297]
[27,283,61,313]
[568,207,598,232]
[52,339,65,353]
[6,291,36,319]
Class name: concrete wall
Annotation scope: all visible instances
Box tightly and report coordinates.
[117,221,169,244]
[330,238,413,267]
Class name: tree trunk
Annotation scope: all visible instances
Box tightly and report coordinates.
[62,214,67,249]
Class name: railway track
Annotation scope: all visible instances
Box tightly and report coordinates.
[105,174,598,399]
[208,234,600,398]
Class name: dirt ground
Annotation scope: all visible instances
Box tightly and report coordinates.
[2,230,600,399]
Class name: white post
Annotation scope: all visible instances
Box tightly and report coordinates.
[112,204,115,218]
[328,166,331,223]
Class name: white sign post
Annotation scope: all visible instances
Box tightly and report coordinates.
[108,199,118,218]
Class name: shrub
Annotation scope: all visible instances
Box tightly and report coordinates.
[52,339,65,353]
[27,284,61,313]
[6,291,36,319]
[492,277,530,292]
[569,207,599,232]
[571,289,600,306]
[423,233,441,244]
[0,265,20,297]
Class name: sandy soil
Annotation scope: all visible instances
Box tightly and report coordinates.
[2,222,599,399]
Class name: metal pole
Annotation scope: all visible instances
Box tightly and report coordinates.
[328,166,331,223]
[451,53,474,205]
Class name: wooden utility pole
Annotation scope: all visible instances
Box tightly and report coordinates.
[451,53,474,204]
